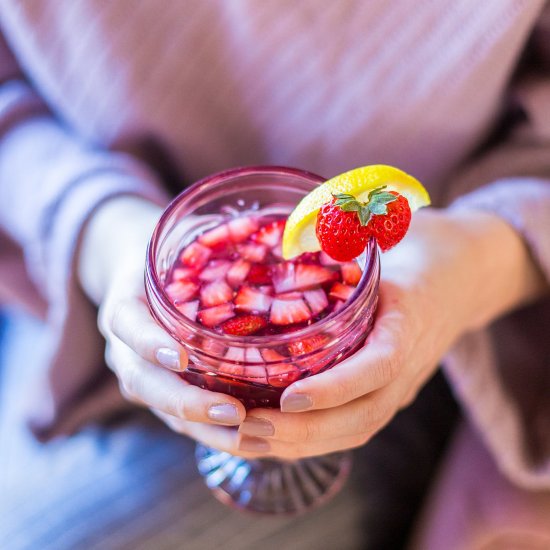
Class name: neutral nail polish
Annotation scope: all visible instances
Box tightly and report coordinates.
[281,393,313,412]
[156,348,181,370]
[239,436,271,453]
[239,417,274,437]
[208,404,241,425]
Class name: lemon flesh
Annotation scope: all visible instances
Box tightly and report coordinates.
[282,165,431,259]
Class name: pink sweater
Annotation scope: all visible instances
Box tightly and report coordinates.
[0,0,549,490]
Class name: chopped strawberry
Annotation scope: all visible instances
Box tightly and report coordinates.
[272,243,283,259]
[228,216,259,243]
[246,264,272,284]
[197,303,235,327]
[304,289,328,315]
[221,314,268,335]
[329,282,355,302]
[319,251,341,266]
[200,280,234,307]
[198,223,230,248]
[251,219,285,247]
[172,267,197,281]
[288,334,329,356]
[180,242,212,269]
[270,297,311,325]
[341,262,362,285]
[165,280,199,303]
[277,291,303,300]
[245,347,264,363]
[267,364,301,387]
[198,260,231,282]
[298,252,321,264]
[272,263,336,293]
[235,286,273,313]
[333,299,346,312]
[224,346,246,363]
[236,243,268,263]
[258,285,274,295]
[261,348,287,362]
[176,300,199,322]
[226,259,251,287]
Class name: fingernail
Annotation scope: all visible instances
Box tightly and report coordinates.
[281,393,313,412]
[239,417,274,437]
[156,348,181,370]
[207,404,241,425]
[239,436,271,453]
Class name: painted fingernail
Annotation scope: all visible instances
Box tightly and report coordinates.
[207,404,241,425]
[239,436,271,453]
[156,348,181,370]
[280,393,313,413]
[239,417,274,437]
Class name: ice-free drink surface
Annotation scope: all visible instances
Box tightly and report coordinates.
[163,214,363,408]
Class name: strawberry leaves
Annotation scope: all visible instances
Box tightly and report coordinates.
[333,186,397,226]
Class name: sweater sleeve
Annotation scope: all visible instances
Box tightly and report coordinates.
[0,34,170,438]
[440,54,550,488]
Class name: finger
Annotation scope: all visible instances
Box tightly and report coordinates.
[109,338,245,425]
[103,295,187,372]
[153,409,368,460]
[280,291,410,412]
[241,382,400,443]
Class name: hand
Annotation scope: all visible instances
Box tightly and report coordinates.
[234,208,544,459]
[79,196,249,447]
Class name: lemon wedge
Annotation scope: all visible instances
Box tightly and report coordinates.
[282,165,430,259]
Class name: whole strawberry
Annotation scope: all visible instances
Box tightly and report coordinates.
[315,187,411,261]
[367,191,411,251]
[315,198,370,261]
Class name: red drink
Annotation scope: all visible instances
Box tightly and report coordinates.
[163,214,365,409]
[145,166,379,514]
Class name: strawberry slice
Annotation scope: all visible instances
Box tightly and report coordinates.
[341,262,362,286]
[226,259,251,287]
[176,300,199,322]
[329,282,355,302]
[221,314,268,335]
[228,216,259,243]
[236,243,268,263]
[333,299,346,312]
[198,223,230,248]
[165,280,199,303]
[198,260,231,282]
[200,280,234,307]
[272,263,336,293]
[261,348,286,362]
[304,288,328,315]
[270,296,311,325]
[180,242,212,269]
[246,264,272,284]
[288,334,329,356]
[251,219,285,247]
[277,291,303,300]
[272,243,283,259]
[197,303,235,327]
[172,267,197,281]
[319,251,341,266]
[235,286,273,313]
[267,364,301,387]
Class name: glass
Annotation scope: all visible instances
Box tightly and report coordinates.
[145,166,380,514]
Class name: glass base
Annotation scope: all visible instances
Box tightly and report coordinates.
[195,444,352,515]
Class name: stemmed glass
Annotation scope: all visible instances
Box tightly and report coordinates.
[145,166,380,514]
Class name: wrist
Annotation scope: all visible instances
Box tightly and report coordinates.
[445,208,546,331]
[78,195,164,304]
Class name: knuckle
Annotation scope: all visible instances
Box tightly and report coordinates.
[120,363,141,400]
[376,352,400,384]
[108,299,129,338]
[358,400,387,432]
[332,377,352,406]
[300,418,319,443]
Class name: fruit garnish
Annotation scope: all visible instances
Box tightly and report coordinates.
[176,300,200,322]
[282,165,430,259]
[200,280,234,307]
[197,303,235,327]
[221,314,268,335]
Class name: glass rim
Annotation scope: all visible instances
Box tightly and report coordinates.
[145,165,379,349]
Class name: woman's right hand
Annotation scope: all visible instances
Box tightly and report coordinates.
[78,195,247,446]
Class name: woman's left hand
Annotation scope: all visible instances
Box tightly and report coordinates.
[229,207,543,458]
